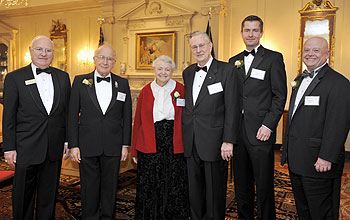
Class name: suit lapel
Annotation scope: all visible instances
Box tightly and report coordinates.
[245,46,264,81]
[194,59,217,108]
[49,69,61,115]
[187,65,196,108]
[25,65,48,116]
[85,72,103,114]
[105,73,118,114]
[236,53,246,80]
[288,75,303,120]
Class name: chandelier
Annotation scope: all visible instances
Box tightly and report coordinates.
[0,0,28,8]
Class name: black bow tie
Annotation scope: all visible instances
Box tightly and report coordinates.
[195,66,207,72]
[301,70,314,78]
[244,50,256,57]
[36,67,52,74]
[97,76,111,83]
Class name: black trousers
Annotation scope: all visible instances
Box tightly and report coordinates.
[12,157,62,220]
[289,170,341,220]
[233,121,276,220]
[186,145,228,220]
[79,155,121,220]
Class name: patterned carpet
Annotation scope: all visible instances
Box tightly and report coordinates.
[1,158,350,219]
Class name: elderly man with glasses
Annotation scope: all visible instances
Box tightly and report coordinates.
[2,35,71,220]
[68,43,132,219]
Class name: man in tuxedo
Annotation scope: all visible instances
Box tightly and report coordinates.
[182,31,239,220]
[2,35,71,220]
[229,15,287,220]
[281,37,350,220]
[68,44,132,219]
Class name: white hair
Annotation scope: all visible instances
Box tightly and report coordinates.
[152,55,175,70]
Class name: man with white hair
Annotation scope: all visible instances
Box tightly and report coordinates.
[2,35,71,219]
[68,43,132,219]
[282,36,350,219]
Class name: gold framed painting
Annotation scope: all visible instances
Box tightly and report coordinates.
[136,31,175,70]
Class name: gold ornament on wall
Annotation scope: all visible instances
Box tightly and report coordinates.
[297,0,338,74]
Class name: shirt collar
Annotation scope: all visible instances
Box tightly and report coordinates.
[308,62,327,79]
[94,70,111,79]
[197,56,213,70]
[151,79,175,91]
[245,44,260,53]
[31,63,50,77]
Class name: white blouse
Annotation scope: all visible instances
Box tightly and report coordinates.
[150,79,176,123]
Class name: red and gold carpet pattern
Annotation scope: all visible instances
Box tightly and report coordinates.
[1,159,350,219]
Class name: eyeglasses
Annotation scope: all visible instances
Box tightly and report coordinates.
[33,47,53,54]
[191,42,209,51]
[95,55,116,62]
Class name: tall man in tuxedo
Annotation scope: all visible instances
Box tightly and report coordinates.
[182,31,239,220]
[229,15,287,220]
[68,44,132,219]
[281,37,350,220]
[2,35,71,220]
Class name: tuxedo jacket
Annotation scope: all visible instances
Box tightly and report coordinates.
[2,64,71,165]
[229,46,287,146]
[182,58,239,161]
[281,64,350,178]
[68,72,132,157]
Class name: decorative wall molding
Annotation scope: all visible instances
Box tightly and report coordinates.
[117,0,196,81]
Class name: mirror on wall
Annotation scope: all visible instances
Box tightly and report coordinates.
[50,20,67,72]
[298,0,338,74]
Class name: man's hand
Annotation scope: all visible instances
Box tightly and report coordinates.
[256,126,271,141]
[63,143,70,160]
[221,142,233,161]
[70,147,81,163]
[314,157,332,172]
[4,150,17,167]
[132,157,138,164]
[121,146,129,161]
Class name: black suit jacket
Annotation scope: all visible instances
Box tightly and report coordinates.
[2,64,71,165]
[281,64,350,178]
[229,46,287,146]
[182,58,239,161]
[68,72,132,157]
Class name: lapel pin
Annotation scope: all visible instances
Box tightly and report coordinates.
[115,81,118,88]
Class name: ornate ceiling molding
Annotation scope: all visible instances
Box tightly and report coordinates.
[0,0,101,18]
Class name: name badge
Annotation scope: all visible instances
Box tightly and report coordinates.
[250,68,266,80]
[304,96,320,106]
[25,79,36,85]
[176,98,185,107]
[207,82,223,95]
[117,92,126,102]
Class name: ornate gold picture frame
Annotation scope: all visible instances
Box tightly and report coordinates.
[136,32,175,70]
[298,0,338,74]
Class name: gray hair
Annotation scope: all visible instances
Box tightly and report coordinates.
[188,31,210,44]
[152,55,175,70]
[94,43,117,59]
[30,35,54,49]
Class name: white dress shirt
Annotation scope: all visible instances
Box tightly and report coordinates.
[94,70,112,115]
[244,45,260,74]
[192,56,213,105]
[151,79,176,123]
[292,63,326,117]
[31,63,54,114]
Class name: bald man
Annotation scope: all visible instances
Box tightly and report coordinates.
[2,35,71,219]
[68,44,132,219]
[281,37,350,220]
